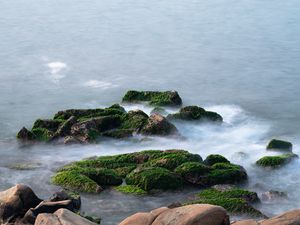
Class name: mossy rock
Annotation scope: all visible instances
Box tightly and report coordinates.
[204,163,247,185]
[122,90,182,106]
[267,139,293,151]
[51,171,102,193]
[204,154,230,166]
[32,119,63,132]
[174,162,211,184]
[167,106,223,122]
[125,167,183,191]
[120,110,149,131]
[101,129,133,139]
[186,188,262,216]
[57,166,123,186]
[146,152,203,170]
[31,128,53,142]
[108,104,126,113]
[256,153,298,168]
[150,107,167,115]
[115,185,147,195]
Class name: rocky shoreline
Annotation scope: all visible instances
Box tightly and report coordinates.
[10,90,300,224]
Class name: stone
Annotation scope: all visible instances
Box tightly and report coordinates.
[0,184,42,223]
[261,190,288,201]
[231,220,259,225]
[152,204,229,225]
[54,208,98,225]
[17,127,35,141]
[140,113,178,136]
[119,212,156,225]
[34,213,61,225]
[266,139,293,151]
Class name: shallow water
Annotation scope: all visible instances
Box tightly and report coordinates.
[0,0,300,224]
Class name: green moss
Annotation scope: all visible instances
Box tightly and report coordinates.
[31,128,53,142]
[113,165,137,178]
[204,154,230,166]
[115,185,147,195]
[108,104,126,112]
[32,119,63,132]
[122,90,182,106]
[175,162,211,177]
[125,167,183,191]
[167,106,223,122]
[146,152,203,170]
[205,163,247,185]
[256,153,298,168]
[267,139,293,151]
[187,189,262,216]
[120,110,148,130]
[51,171,101,193]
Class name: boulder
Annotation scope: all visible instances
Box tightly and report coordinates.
[266,139,293,152]
[49,190,81,210]
[119,212,156,225]
[167,106,223,122]
[51,116,77,140]
[0,184,42,223]
[17,127,36,141]
[122,90,182,106]
[140,113,178,136]
[256,153,298,168]
[35,208,98,225]
[152,204,229,225]
[231,220,259,225]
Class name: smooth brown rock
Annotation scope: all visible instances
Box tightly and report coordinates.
[119,212,155,225]
[34,213,61,225]
[260,209,300,225]
[150,207,169,218]
[0,184,42,223]
[152,204,229,225]
[54,208,98,225]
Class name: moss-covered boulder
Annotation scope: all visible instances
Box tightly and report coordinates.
[51,171,102,193]
[125,167,183,191]
[119,110,148,131]
[174,162,211,184]
[17,127,36,141]
[267,139,293,152]
[167,106,223,122]
[256,153,298,168]
[204,154,230,166]
[186,188,263,216]
[122,90,182,106]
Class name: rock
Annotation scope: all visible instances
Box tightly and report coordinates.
[122,90,182,106]
[256,153,298,168]
[32,119,62,132]
[152,204,229,225]
[266,139,293,151]
[212,184,235,192]
[0,184,42,223]
[119,212,156,225]
[140,113,178,136]
[186,188,262,216]
[35,209,98,225]
[261,190,288,201]
[31,200,75,215]
[260,209,300,225]
[51,116,77,140]
[63,136,81,144]
[204,155,230,166]
[34,213,61,225]
[231,220,259,225]
[49,190,81,210]
[125,167,183,191]
[167,106,223,122]
[17,127,36,141]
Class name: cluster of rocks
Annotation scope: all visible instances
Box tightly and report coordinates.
[17,91,223,144]
[0,184,99,225]
[256,139,298,168]
[119,203,300,225]
[51,150,247,195]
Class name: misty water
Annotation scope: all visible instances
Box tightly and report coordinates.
[1,0,300,224]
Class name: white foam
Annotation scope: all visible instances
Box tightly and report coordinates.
[46,61,67,83]
[83,80,118,89]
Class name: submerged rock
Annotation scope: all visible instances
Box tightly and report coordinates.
[256,153,298,168]
[266,139,293,152]
[122,90,182,106]
[261,190,288,201]
[167,106,223,122]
